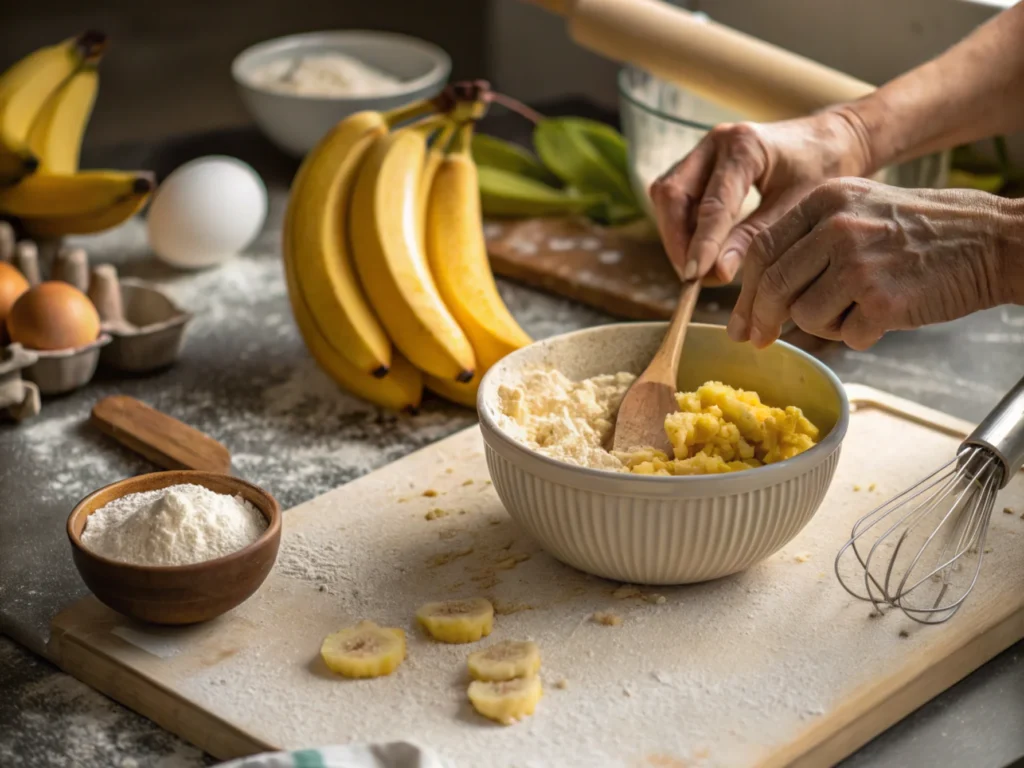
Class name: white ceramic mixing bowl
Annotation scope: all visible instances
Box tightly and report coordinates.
[232,30,451,157]
[478,323,850,585]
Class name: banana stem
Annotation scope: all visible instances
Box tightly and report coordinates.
[449,120,474,156]
[486,92,544,124]
[76,31,108,63]
[431,120,458,152]
[409,113,449,135]
[384,98,442,128]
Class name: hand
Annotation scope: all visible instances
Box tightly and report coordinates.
[728,178,1018,350]
[649,109,871,285]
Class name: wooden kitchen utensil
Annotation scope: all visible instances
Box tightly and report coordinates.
[525,0,874,121]
[610,279,700,454]
[91,395,231,474]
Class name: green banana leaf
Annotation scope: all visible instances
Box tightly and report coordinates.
[533,118,637,207]
[471,133,560,186]
[477,165,605,218]
[556,117,631,180]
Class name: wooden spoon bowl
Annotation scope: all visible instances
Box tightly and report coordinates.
[67,470,281,625]
[609,280,700,454]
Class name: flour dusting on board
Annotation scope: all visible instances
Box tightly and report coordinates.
[100,409,1024,768]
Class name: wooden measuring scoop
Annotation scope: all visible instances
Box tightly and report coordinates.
[609,280,700,455]
[92,395,232,474]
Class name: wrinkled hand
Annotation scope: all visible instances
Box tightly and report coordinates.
[649,110,870,285]
[728,178,1014,350]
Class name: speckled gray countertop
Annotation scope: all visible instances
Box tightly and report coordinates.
[2,122,1024,767]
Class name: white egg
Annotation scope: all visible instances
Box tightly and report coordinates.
[147,156,268,270]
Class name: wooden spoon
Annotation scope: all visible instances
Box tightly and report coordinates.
[609,280,700,455]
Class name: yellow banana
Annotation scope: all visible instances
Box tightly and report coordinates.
[27,64,99,174]
[21,185,150,239]
[282,197,423,411]
[424,373,479,408]
[417,121,456,252]
[468,676,543,725]
[0,148,37,185]
[424,121,531,397]
[468,640,542,682]
[0,170,153,218]
[284,110,394,376]
[320,621,406,679]
[350,120,476,382]
[416,598,494,644]
[0,32,106,183]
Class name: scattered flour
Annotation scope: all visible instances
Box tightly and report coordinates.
[495,367,633,471]
[80,484,267,566]
[276,531,348,589]
[0,649,204,768]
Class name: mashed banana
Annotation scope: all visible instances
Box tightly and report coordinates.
[618,381,819,475]
[495,368,819,475]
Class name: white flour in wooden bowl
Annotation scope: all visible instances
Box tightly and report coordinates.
[80,483,267,566]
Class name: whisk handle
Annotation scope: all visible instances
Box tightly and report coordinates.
[964,374,1024,488]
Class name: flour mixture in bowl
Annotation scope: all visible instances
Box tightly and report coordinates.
[496,367,820,476]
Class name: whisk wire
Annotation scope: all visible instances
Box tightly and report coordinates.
[835,444,1002,625]
[891,454,991,599]
[836,453,962,603]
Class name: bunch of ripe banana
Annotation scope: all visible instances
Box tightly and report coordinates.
[0,32,154,238]
[283,87,533,411]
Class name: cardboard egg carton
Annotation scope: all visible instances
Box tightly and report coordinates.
[0,221,192,408]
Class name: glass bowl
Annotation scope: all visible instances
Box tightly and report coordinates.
[618,65,950,222]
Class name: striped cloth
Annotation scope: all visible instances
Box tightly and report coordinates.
[214,742,455,768]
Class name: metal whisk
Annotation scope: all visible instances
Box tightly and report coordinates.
[835,376,1024,624]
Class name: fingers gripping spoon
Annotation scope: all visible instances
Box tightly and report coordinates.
[609,280,700,455]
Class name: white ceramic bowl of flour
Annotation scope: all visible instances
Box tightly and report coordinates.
[232,30,451,157]
[477,323,849,585]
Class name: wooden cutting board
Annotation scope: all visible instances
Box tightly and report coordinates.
[49,386,1024,767]
[485,216,742,324]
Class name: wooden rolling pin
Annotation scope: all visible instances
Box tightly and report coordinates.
[526,0,874,121]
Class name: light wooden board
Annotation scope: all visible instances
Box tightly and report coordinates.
[49,385,1024,767]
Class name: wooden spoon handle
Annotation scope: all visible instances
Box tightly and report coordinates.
[91,395,232,474]
[641,280,700,384]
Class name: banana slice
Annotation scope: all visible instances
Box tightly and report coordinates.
[320,620,406,679]
[416,597,494,644]
[467,640,541,681]
[468,675,543,725]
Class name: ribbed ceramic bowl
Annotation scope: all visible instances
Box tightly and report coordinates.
[478,323,849,585]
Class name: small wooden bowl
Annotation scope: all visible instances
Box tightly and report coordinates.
[67,471,281,625]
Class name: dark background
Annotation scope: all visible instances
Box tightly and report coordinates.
[0,0,490,149]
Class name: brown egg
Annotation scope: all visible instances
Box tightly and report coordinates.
[7,281,101,351]
[0,261,29,325]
